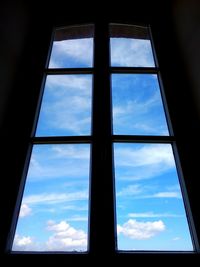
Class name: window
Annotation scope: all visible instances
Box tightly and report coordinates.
[11,24,94,252]
[10,23,197,253]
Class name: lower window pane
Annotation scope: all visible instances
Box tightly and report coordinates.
[114,143,193,251]
[12,144,90,252]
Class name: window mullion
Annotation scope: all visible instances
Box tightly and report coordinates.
[89,22,115,254]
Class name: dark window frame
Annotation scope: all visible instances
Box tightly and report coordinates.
[7,21,199,256]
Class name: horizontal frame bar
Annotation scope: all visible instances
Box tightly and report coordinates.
[45,68,94,75]
[31,136,92,144]
[112,135,175,143]
[45,67,158,75]
[31,135,174,144]
[110,67,159,74]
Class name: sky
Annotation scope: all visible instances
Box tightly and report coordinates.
[12,25,193,252]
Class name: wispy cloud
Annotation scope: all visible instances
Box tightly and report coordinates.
[116,184,143,197]
[173,237,181,241]
[37,75,92,136]
[116,183,182,200]
[52,145,90,160]
[112,74,168,135]
[117,219,165,240]
[49,38,93,68]
[115,144,174,169]
[150,191,181,199]
[114,144,175,181]
[28,144,90,181]
[67,216,88,222]
[111,38,154,67]
[61,205,88,211]
[113,85,161,118]
[46,75,91,95]
[23,191,88,205]
[128,212,183,218]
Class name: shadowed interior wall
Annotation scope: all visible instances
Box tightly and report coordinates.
[0,0,200,265]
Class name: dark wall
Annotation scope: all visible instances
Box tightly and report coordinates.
[0,0,200,265]
[173,0,200,119]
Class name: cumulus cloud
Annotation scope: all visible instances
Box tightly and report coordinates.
[12,234,34,251]
[13,220,87,252]
[46,220,87,251]
[19,204,32,218]
[117,219,165,240]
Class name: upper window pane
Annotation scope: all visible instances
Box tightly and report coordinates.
[112,74,169,136]
[48,25,94,68]
[36,75,92,136]
[110,24,155,67]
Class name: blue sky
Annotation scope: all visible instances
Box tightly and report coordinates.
[114,143,192,250]
[112,74,169,135]
[12,28,193,252]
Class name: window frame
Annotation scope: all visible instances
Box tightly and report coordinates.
[109,23,198,253]
[7,21,199,255]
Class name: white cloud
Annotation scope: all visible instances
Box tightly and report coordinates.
[173,237,181,241]
[113,88,160,119]
[52,145,90,160]
[114,144,175,181]
[112,74,169,136]
[24,191,88,205]
[115,144,174,168]
[19,204,32,218]
[117,219,165,240]
[49,38,93,68]
[151,191,181,199]
[12,220,87,252]
[67,216,88,222]
[117,184,143,197]
[37,75,92,135]
[28,145,90,181]
[46,220,87,251]
[12,234,34,251]
[111,38,154,67]
[116,183,182,200]
[46,75,91,96]
[128,212,183,218]
[44,98,91,134]
[61,205,88,211]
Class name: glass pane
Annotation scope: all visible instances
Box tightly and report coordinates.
[114,143,193,251]
[110,24,155,67]
[36,75,92,136]
[12,144,90,252]
[49,24,94,68]
[112,74,169,135]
